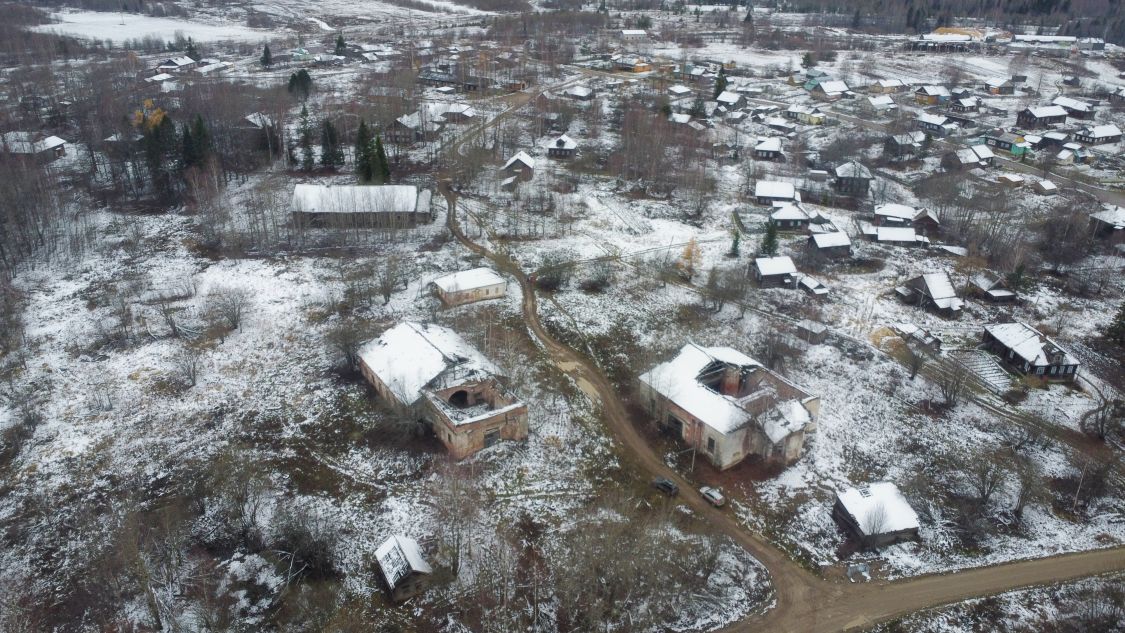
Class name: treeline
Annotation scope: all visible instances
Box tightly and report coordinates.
[28,0,188,18]
[784,0,1125,42]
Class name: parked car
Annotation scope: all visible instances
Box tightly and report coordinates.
[651,477,679,496]
[700,486,726,507]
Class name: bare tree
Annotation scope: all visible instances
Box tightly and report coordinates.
[375,254,407,305]
[207,286,251,331]
[964,451,1006,510]
[174,345,202,388]
[1011,456,1042,521]
[862,502,889,540]
[324,320,369,375]
[939,370,966,408]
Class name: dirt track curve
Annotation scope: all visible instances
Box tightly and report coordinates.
[440,184,1125,632]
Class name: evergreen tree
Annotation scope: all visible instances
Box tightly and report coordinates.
[320,119,343,168]
[729,229,741,257]
[298,106,314,171]
[261,43,272,67]
[689,96,706,118]
[760,221,778,256]
[185,39,200,61]
[744,2,753,22]
[713,67,728,99]
[355,119,373,182]
[851,7,861,29]
[373,135,390,184]
[181,124,196,169]
[801,51,815,68]
[192,115,210,162]
[335,33,347,55]
[1106,301,1125,345]
[287,70,313,100]
[143,114,179,204]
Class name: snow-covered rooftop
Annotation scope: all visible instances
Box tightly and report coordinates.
[755,256,797,277]
[985,322,1078,367]
[431,267,505,293]
[375,535,431,590]
[837,482,920,536]
[291,184,427,215]
[811,232,851,248]
[359,322,499,406]
[755,181,796,200]
[503,151,535,171]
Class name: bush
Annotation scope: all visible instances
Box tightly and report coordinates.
[273,503,340,580]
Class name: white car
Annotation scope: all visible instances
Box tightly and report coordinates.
[699,486,726,507]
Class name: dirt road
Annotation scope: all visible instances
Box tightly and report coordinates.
[441,185,1125,631]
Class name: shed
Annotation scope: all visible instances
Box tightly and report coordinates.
[375,535,432,602]
[809,232,852,258]
[753,256,798,288]
[833,482,921,549]
[796,320,829,344]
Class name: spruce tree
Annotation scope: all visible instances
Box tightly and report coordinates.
[355,119,372,182]
[373,134,390,184]
[760,221,778,256]
[320,119,343,168]
[192,115,210,162]
[744,3,753,22]
[261,43,272,67]
[185,39,200,61]
[713,67,728,99]
[181,124,196,169]
[335,33,347,55]
[1106,301,1125,344]
[299,106,314,171]
[729,229,741,257]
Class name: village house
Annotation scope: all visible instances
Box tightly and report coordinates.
[796,319,829,344]
[544,134,578,158]
[916,113,957,136]
[864,94,898,115]
[0,131,67,162]
[502,151,535,181]
[290,184,433,229]
[564,85,595,101]
[1017,105,1067,128]
[754,181,798,205]
[1113,86,1125,103]
[1074,124,1122,145]
[638,343,820,470]
[873,203,939,233]
[869,78,907,94]
[942,144,996,170]
[358,322,529,459]
[1051,96,1095,120]
[896,272,963,318]
[982,322,1079,381]
[1089,206,1125,241]
[884,131,927,161]
[809,232,853,258]
[833,482,921,549]
[833,161,873,196]
[614,57,652,73]
[914,85,951,105]
[769,204,809,231]
[950,96,980,113]
[155,56,196,74]
[753,256,798,288]
[1032,179,1058,195]
[716,90,743,110]
[785,104,825,125]
[375,535,432,602]
[971,272,1017,302]
[811,80,850,101]
[430,267,507,307]
[753,137,783,161]
[388,111,442,145]
[983,77,1015,95]
[983,131,1028,157]
[620,28,648,41]
[865,225,931,247]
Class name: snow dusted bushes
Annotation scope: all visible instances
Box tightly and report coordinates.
[271,503,341,581]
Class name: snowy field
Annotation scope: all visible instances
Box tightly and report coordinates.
[33,11,269,43]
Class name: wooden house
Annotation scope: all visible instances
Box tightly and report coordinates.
[502,151,535,181]
[754,181,797,206]
[950,96,980,113]
[884,131,926,161]
[1051,96,1095,120]
[753,256,798,288]
[0,131,67,162]
[896,273,963,318]
[1089,206,1125,241]
[971,272,1017,302]
[544,134,577,159]
[809,232,852,258]
[983,78,1015,95]
[770,204,809,231]
[376,535,432,602]
[1017,105,1067,128]
[796,320,829,344]
[833,483,921,549]
[753,137,783,161]
[869,79,906,94]
[1074,124,1122,145]
[291,184,432,229]
[811,80,850,101]
[638,343,820,470]
[914,85,951,105]
[983,132,1028,157]
[982,322,1079,381]
[833,161,872,196]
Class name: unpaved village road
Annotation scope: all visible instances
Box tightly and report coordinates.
[442,183,1125,631]
[436,81,1125,630]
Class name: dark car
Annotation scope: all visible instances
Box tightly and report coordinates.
[651,477,679,496]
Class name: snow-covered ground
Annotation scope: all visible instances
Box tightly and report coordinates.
[33,10,269,43]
